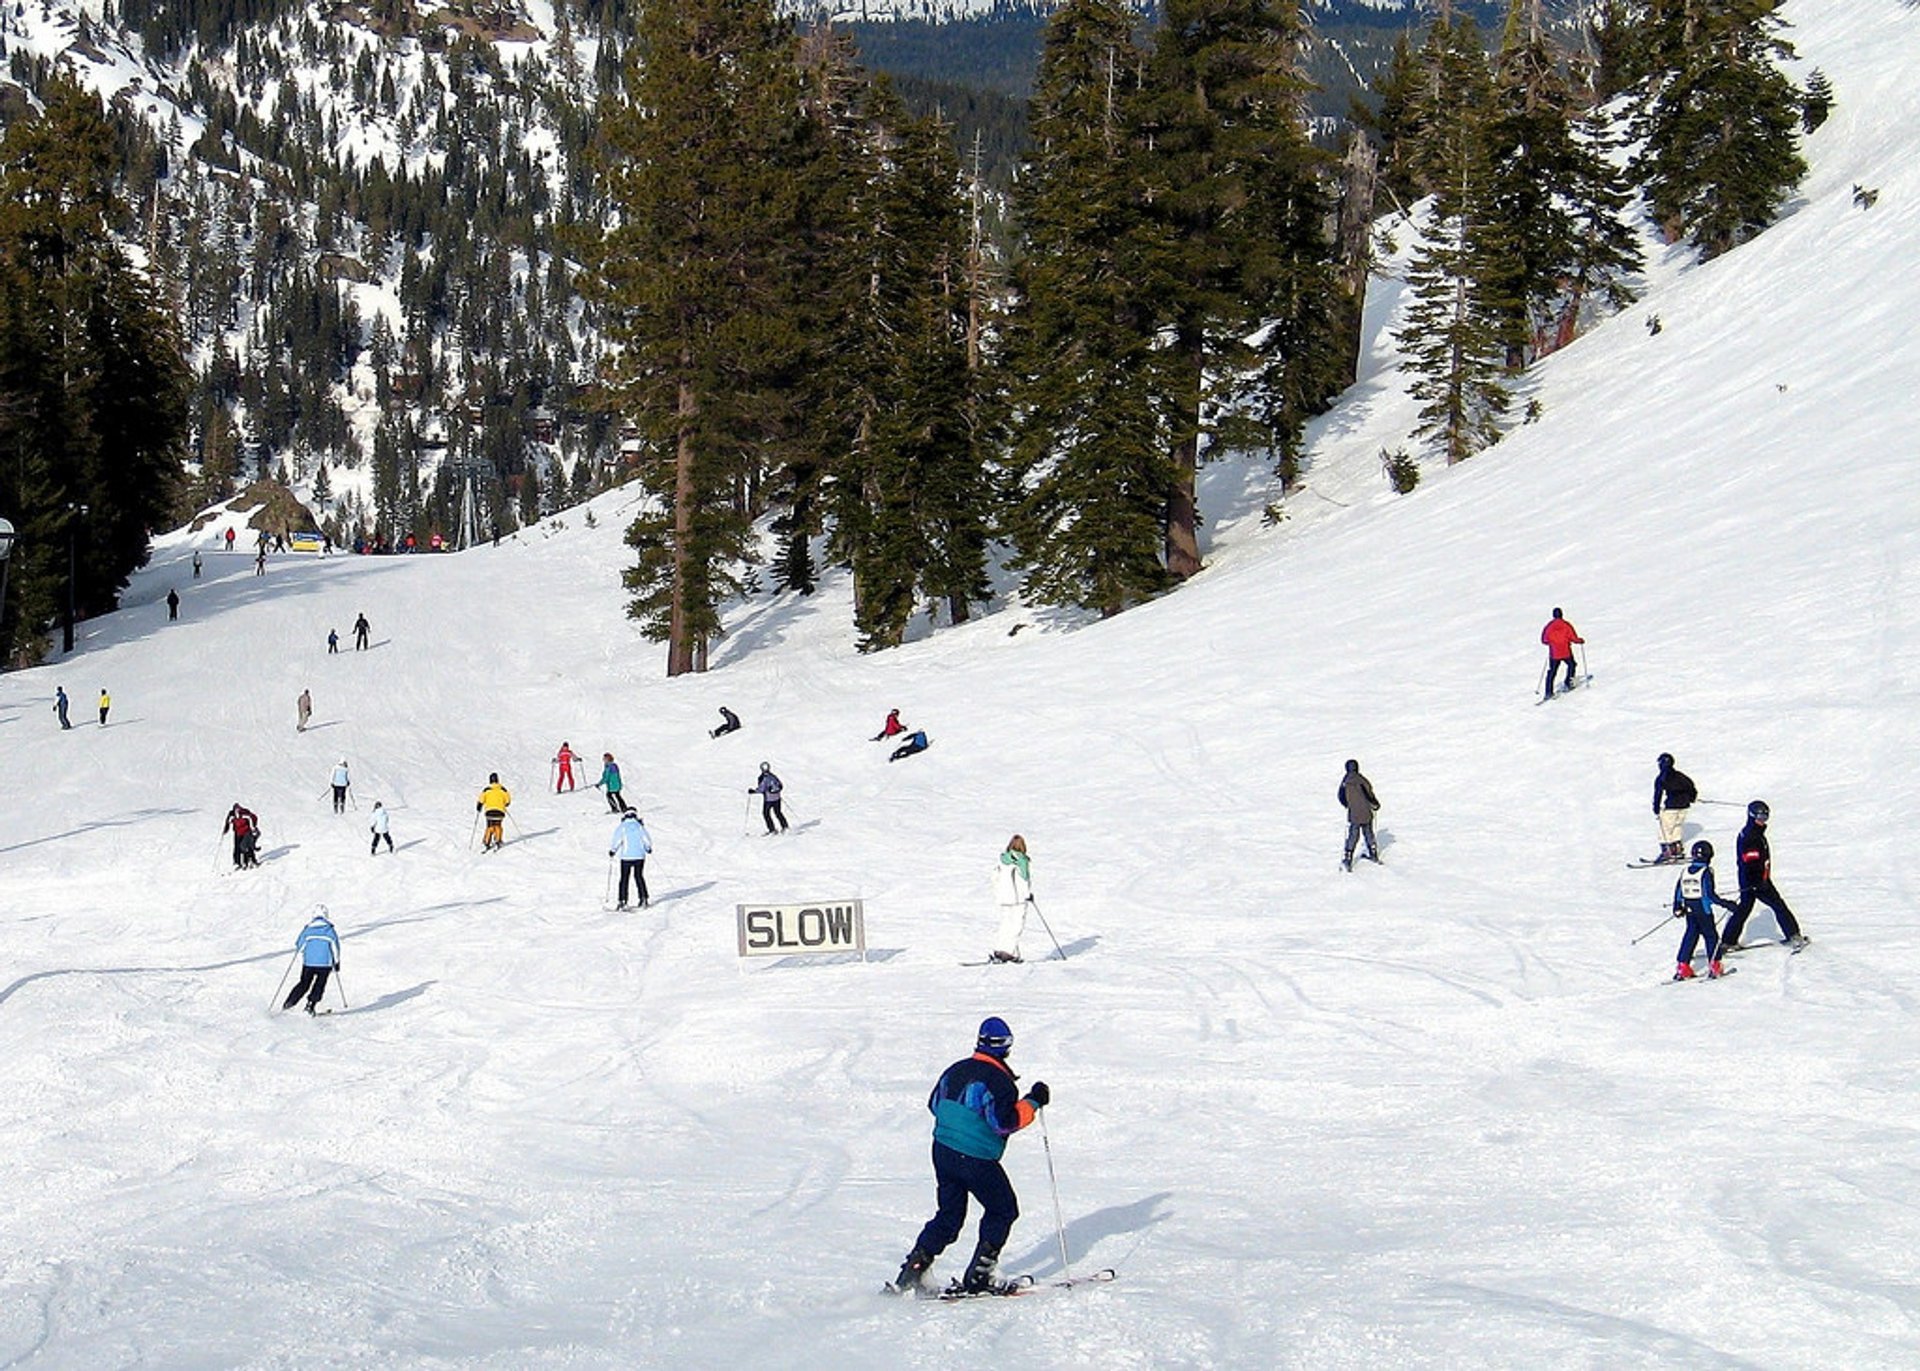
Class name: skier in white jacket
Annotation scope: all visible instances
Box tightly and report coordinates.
[330,760,352,813]
[369,801,393,855]
[991,835,1033,964]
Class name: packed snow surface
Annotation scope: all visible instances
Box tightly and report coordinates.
[3,2,1919,1365]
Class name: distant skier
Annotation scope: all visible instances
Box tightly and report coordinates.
[889,730,930,763]
[749,762,788,834]
[327,629,339,655]
[224,527,235,551]
[1670,840,1735,980]
[281,906,341,1016]
[710,706,741,738]
[476,773,512,851]
[166,588,179,621]
[97,688,111,726]
[254,548,266,577]
[873,709,906,741]
[330,759,352,813]
[54,686,70,730]
[223,802,261,869]
[1540,608,1584,698]
[1651,753,1697,863]
[596,752,630,813]
[1719,801,1809,952]
[192,550,203,579]
[610,810,653,910]
[369,801,393,855]
[890,1017,1051,1297]
[554,741,578,793]
[353,613,370,650]
[297,688,313,732]
[990,836,1032,964]
[1338,760,1381,870]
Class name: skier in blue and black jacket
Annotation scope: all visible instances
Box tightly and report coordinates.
[282,906,341,1015]
[891,1017,1051,1297]
[1670,841,1736,981]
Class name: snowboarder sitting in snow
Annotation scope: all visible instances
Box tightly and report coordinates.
[282,906,341,1016]
[1652,752,1697,863]
[1338,759,1381,870]
[889,730,930,763]
[1670,840,1737,980]
[223,803,261,869]
[609,811,653,910]
[1540,608,1584,698]
[891,1017,1051,1297]
[872,708,906,741]
[1719,800,1809,952]
[710,705,741,738]
[476,773,512,850]
[749,762,789,834]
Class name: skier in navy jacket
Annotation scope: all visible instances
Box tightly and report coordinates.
[891,1017,1051,1297]
[1670,841,1736,980]
[1719,800,1808,951]
[282,906,341,1015]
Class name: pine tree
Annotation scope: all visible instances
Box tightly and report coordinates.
[1002,0,1178,619]
[584,0,809,675]
[1634,0,1807,259]
[1396,13,1510,465]
[1140,0,1332,580]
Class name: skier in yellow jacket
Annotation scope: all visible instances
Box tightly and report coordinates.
[476,773,512,851]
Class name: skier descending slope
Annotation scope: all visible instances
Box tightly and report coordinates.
[890,1017,1051,1297]
[1720,801,1810,952]
[476,774,512,851]
[1670,841,1737,981]
[990,836,1033,963]
[330,760,351,813]
[1338,760,1381,870]
[223,803,261,869]
[1539,608,1585,699]
[749,762,788,834]
[281,906,341,1016]
[1651,753,1697,863]
[609,810,652,910]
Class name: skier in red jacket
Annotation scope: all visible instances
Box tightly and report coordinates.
[554,741,577,793]
[1540,608,1585,698]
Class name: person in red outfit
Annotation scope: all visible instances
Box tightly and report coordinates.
[554,741,577,792]
[1540,608,1585,698]
[872,708,906,741]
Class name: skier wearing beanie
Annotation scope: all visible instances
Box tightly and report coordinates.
[1670,840,1736,980]
[1651,753,1697,863]
[891,1017,1051,1297]
[1338,760,1381,870]
[476,773,512,851]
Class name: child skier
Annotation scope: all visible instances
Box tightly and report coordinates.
[1671,840,1737,980]
[223,803,261,869]
[554,741,577,792]
[890,1017,1051,1297]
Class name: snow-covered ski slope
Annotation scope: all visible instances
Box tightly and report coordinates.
[3,3,1918,1365]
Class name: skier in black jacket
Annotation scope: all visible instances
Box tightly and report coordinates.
[1652,753,1698,863]
[1719,801,1809,951]
[1338,760,1381,870]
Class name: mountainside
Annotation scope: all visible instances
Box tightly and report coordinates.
[0,1,1913,1364]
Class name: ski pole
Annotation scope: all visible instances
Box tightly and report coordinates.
[1028,896,1068,961]
[1631,910,1675,945]
[1537,656,1551,699]
[347,784,357,811]
[606,855,617,905]
[468,812,480,849]
[1038,1107,1071,1277]
[270,950,298,1012]
[332,966,349,1011]
[742,793,754,836]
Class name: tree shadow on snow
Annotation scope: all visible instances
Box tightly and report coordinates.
[333,981,434,1016]
[1009,1191,1174,1278]
[0,806,199,857]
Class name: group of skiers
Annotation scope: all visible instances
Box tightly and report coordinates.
[1661,789,1808,980]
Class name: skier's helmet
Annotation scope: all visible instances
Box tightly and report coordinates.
[1691,840,1714,862]
[311,903,330,920]
[1551,607,1563,619]
[1345,759,1359,773]
[488,772,499,784]
[1657,752,1674,769]
[1748,800,1770,822]
[760,761,772,773]
[976,1016,1014,1058]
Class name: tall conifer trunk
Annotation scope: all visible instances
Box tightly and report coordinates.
[668,372,697,676]
[1165,338,1204,581]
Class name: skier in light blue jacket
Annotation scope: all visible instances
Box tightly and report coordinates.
[282,906,341,1015]
[610,812,653,909]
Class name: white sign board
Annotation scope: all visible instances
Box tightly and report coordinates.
[736,899,866,961]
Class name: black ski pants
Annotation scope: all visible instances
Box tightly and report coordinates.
[1722,880,1801,944]
[371,832,393,854]
[1344,821,1378,862]
[284,966,332,1011]
[618,858,649,906]
[333,785,348,813]
[1545,653,1577,695]
[914,1142,1019,1263]
[762,798,788,833]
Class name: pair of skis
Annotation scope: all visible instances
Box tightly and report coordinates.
[887,1267,1117,1301]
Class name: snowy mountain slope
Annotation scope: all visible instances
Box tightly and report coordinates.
[3,1,1919,1366]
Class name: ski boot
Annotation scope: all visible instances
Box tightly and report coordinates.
[960,1242,1010,1296]
[1786,934,1810,952]
[1672,962,1696,981]
[890,1248,933,1296]
[1707,959,1727,979]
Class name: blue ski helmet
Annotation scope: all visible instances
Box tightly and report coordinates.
[976,1016,1013,1058]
